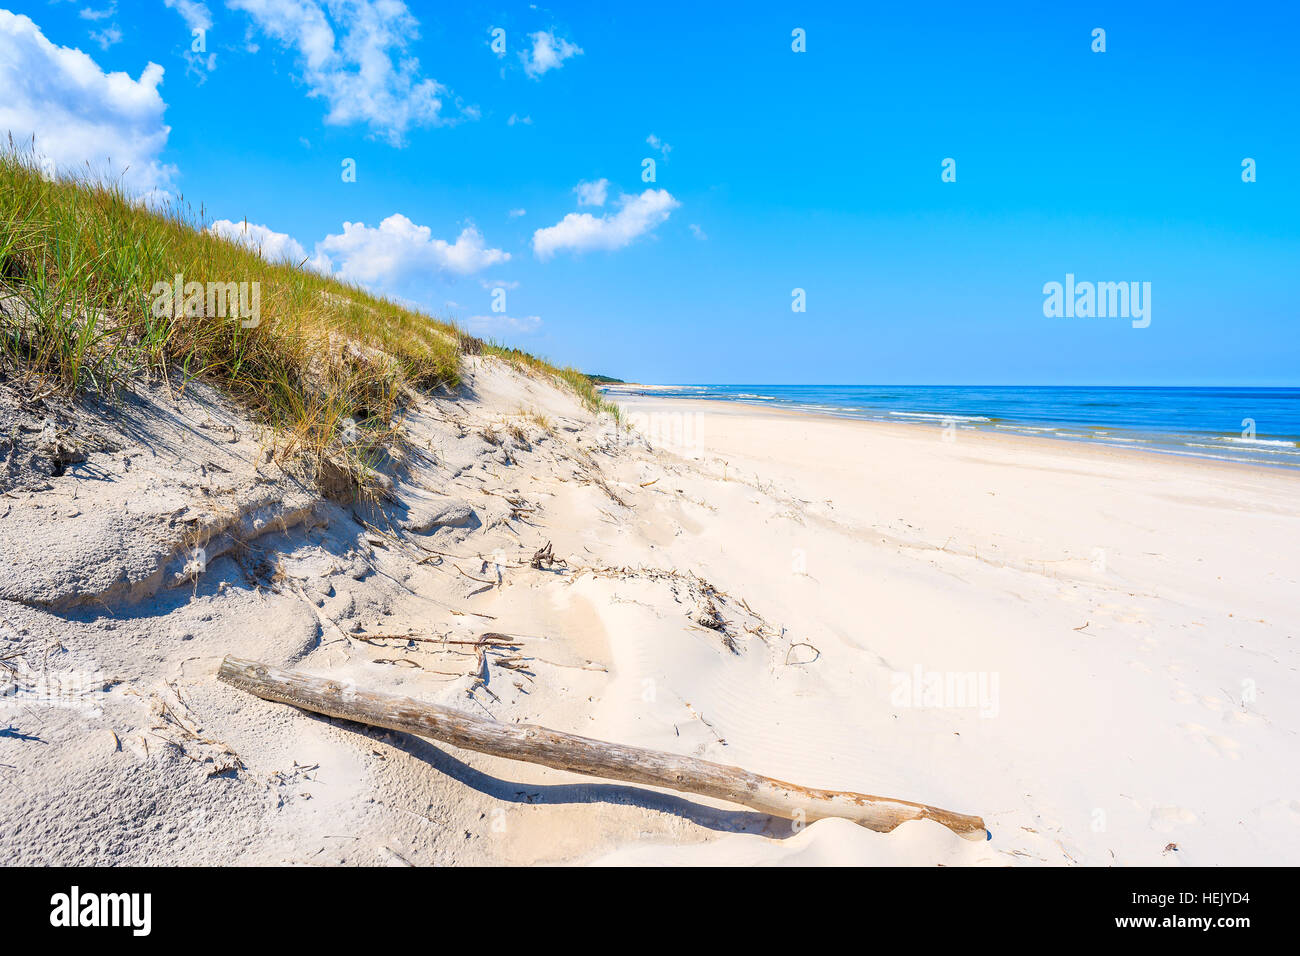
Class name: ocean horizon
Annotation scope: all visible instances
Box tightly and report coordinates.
[602,384,1300,468]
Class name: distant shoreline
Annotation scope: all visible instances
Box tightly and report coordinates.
[604,384,1300,471]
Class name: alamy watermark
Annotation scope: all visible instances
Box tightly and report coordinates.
[891,665,1000,718]
[1,660,110,715]
[618,410,702,453]
[50,886,151,936]
[1043,274,1150,328]
[150,274,261,328]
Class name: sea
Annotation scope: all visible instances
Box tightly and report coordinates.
[599,385,1300,469]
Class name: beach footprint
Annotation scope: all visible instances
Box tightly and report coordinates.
[1224,709,1267,728]
[1149,805,1199,833]
[1178,722,1242,760]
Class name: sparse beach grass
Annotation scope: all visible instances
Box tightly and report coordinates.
[0,141,616,494]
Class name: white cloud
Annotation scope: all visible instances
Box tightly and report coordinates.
[646,132,671,158]
[185,52,218,80]
[227,0,467,145]
[163,0,216,77]
[90,26,123,50]
[205,214,510,301]
[79,5,118,22]
[689,223,707,240]
[573,178,608,207]
[507,112,532,126]
[464,314,541,336]
[208,219,309,264]
[315,216,509,286]
[507,208,526,219]
[520,30,581,79]
[163,0,213,32]
[0,11,174,197]
[78,4,123,53]
[533,189,680,260]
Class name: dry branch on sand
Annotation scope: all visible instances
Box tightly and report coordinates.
[529,541,565,570]
[217,655,988,840]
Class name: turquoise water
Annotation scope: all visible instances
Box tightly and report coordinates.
[602,385,1300,469]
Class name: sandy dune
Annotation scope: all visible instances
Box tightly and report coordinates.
[1,365,1295,865]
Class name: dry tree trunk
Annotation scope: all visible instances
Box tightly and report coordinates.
[217,655,987,840]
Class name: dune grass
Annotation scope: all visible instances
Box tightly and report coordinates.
[0,142,619,492]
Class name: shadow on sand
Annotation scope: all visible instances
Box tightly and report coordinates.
[318,713,796,840]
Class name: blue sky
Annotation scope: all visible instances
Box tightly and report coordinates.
[3,1,1298,385]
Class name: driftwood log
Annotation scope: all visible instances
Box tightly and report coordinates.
[217,655,987,840]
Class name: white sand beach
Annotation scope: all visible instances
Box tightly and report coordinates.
[1,362,1296,866]
[604,395,1300,864]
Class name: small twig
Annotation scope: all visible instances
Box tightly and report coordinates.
[784,642,821,666]
[453,564,498,585]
